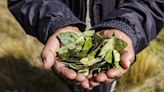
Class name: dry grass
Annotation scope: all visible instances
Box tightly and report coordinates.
[115,49,159,92]
[115,30,164,92]
[0,1,70,92]
[0,0,43,68]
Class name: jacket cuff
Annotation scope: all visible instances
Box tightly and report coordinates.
[38,16,86,44]
[93,20,138,53]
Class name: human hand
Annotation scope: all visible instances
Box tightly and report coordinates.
[41,26,91,89]
[88,29,135,87]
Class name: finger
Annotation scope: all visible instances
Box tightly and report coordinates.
[53,60,65,73]
[41,49,56,70]
[87,73,93,79]
[53,60,77,80]
[60,66,77,80]
[120,51,132,69]
[103,30,114,38]
[81,79,90,89]
[41,34,60,70]
[106,68,128,78]
[72,30,82,36]
[89,78,100,87]
[75,73,86,82]
[95,72,108,83]
[88,73,100,87]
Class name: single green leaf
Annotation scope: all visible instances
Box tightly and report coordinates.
[114,61,121,68]
[114,37,128,52]
[83,30,95,37]
[90,61,106,70]
[105,50,113,64]
[113,50,120,62]
[70,32,79,40]
[98,38,115,56]
[58,32,72,45]
[80,57,102,66]
[58,32,79,45]
[92,33,104,48]
[82,37,92,54]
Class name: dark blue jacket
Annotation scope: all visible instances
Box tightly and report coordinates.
[8,0,164,54]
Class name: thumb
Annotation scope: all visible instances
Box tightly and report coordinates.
[41,35,60,70]
[120,51,133,69]
[42,48,56,70]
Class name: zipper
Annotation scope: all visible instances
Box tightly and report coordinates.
[85,0,91,30]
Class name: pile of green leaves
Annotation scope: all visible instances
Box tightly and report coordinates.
[57,30,128,76]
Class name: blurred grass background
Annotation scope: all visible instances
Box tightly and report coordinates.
[0,0,164,92]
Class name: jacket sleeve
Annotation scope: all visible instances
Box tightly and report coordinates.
[8,0,86,44]
[93,0,164,54]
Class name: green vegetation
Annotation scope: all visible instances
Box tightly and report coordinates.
[0,0,164,92]
[57,31,127,76]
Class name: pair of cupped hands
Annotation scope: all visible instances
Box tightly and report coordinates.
[41,26,135,90]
